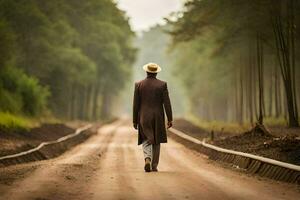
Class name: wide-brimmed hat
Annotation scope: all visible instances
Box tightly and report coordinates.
[142,63,161,73]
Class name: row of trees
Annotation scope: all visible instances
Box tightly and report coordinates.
[0,0,136,120]
[167,0,300,127]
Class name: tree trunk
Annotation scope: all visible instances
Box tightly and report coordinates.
[268,66,274,117]
[248,45,254,125]
[274,64,281,118]
[271,2,299,127]
[70,83,77,120]
[92,82,100,120]
[235,67,239,122]
[289,0,298,123]
[249,58,254,125]
[100,89,111,120]
[257,33,264,125]
[84,84,92,120]
[239,61,244,124]
[78,86,85,119]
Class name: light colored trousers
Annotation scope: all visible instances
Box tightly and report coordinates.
[142,140,160,169]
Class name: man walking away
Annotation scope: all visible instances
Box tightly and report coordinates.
[133,62,173,172]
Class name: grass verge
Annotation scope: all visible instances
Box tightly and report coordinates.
[186,114,291,135]
[0,112,32,131]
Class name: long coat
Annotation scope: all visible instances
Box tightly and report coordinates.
[133,75,173,145]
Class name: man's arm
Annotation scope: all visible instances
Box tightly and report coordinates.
[162,83,173,128]
[133,82,140,129]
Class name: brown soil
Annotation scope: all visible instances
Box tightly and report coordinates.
[173,119,209,140]
[268,126,300,137]
[0,123,75,157]
[213,126,300,165]
[173,119,300,166]
[0,120,299,200]
[173,118,237,140]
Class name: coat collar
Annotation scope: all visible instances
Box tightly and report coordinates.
[146,74,157,79]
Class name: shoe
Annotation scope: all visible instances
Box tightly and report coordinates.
[152,168,158,172]
[144,158,151,172]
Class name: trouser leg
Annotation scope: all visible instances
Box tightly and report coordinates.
[152,144,160,169]
[142,140,161,169]
[142,140,152,160]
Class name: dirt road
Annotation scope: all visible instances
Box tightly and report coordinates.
[0,120,299,200]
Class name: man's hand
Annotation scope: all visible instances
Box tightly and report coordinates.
[167,121,172,129]
[133,123,138,130]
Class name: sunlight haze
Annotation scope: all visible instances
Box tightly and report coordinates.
[116,0,183,32]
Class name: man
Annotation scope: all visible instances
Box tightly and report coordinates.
[133,62,173,172]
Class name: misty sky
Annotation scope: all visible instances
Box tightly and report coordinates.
[116,0,183,32]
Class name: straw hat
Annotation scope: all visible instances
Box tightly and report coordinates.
[142,62,161,73]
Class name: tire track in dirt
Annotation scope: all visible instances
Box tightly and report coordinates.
[0,120,299,200]
[86,123,299,200]
[162,139,299,200]
[89,125,138,199]
[0,121,122,200]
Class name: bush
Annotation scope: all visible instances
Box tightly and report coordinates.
[18,72,49,115]
[0,112,30,131]
[0,88,23,113]
[0,67,49,116]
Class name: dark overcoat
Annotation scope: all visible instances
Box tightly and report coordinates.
[133,75,173,145]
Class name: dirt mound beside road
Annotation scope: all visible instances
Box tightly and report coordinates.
[173,119,208,139]
[28,123,74,141]
[172,119,300,166]
[0,123,75,157]
[213,125,300,165]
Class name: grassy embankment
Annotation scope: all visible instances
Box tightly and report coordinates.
[187,115,288,135]
[0,112,59,132]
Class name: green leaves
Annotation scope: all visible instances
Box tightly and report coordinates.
[0,0,136,119]
[0,20,15,67]
[0,67,49,116]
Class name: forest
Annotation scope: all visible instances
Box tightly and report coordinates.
[165,0,300,128]
[0,0,299,129]
[0,0,135,123]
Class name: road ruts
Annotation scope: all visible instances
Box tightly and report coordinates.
[0,119,299,200]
